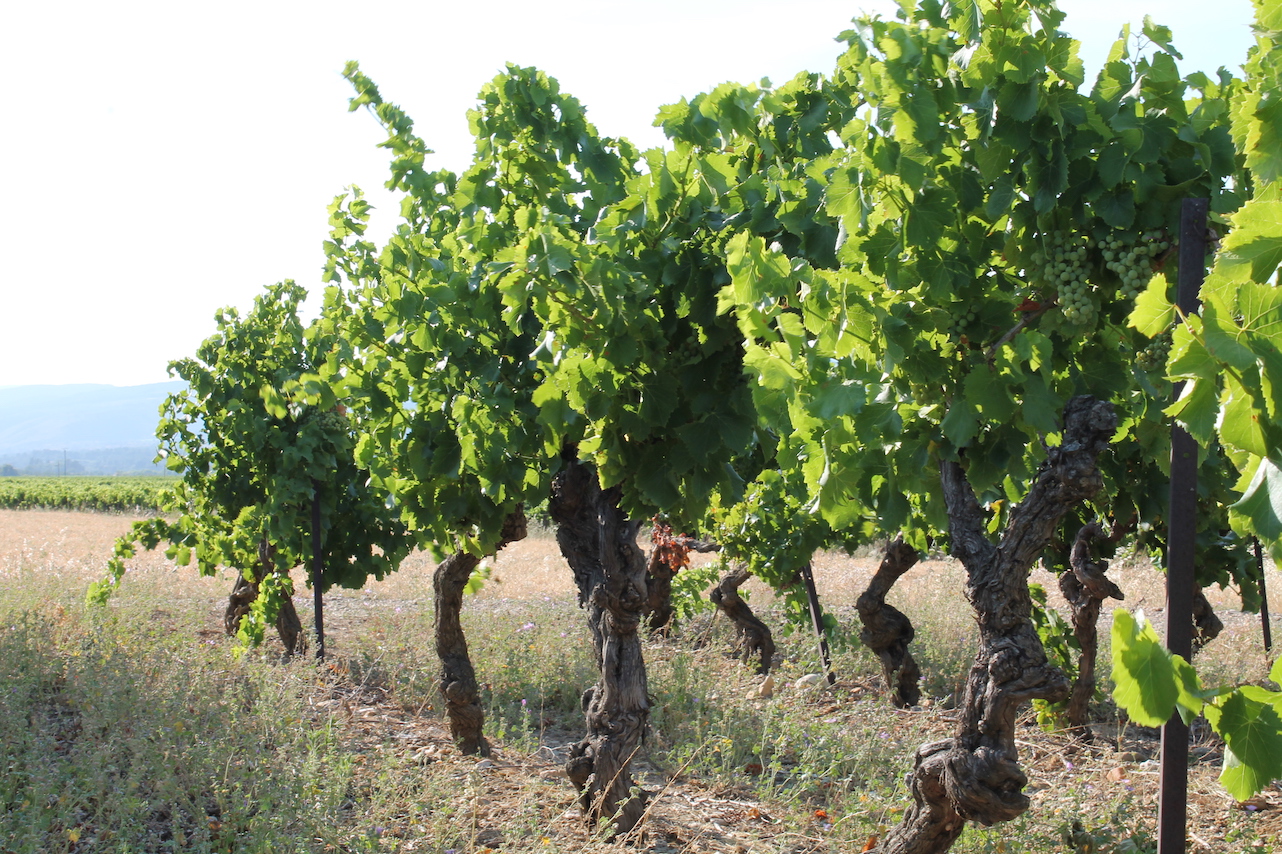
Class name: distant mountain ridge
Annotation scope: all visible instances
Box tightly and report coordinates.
[0,382,185,473]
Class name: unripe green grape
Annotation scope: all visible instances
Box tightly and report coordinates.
[1037,228,1096,327]
[1136,333,1173,372]
[1099,227,1168,302]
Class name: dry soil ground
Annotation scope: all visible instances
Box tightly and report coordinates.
[3,509,1282,853]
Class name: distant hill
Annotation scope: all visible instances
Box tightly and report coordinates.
[0,382,185,474]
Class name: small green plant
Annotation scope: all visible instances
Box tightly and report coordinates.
[1029,582,1084,729]
[1060,812,1156,853]
[668,561,721,623]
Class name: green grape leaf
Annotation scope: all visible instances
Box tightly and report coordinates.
[1165,376,1220,444]
[1128,274,1174,337]
[260,384,289,420]
[1096,189,1136,229]
[1171,653,1208,725]
[1019,375,1062,436]
[85,579,115,606]
[940,396,979,449]
[1111,609,1178,727]
[1239,280,1282,341]
[965,367,1016,423]
[743,344,802,391]
[1208,690,1282,801]
[1211,200,1282,285]
[1231,455,1282,556]
[1140,16,1182,60]
[724,232,792,311]
[825,167,863,221]
[1200,301,1259,373]
[1218,377,1272,459]
[632,450,682,510]
[811,379,866,420]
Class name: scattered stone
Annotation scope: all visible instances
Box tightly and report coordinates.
[756,674,775,699]
[794,673,823,689]
[475,759,496,770]
[1116,751,1143,763]
[474,828,504,847]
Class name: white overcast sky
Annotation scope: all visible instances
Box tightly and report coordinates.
[0,0,1256,388]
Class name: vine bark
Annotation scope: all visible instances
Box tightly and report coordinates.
[644,547,679,635]
[645,531,718,634]
[1192,589,1224,654]
[709,564,776,675]
[857,536,922,708]
[1058,521,1124,735]
[876,396,1116,854]
[549,451,650,837]
[434,507,529,755]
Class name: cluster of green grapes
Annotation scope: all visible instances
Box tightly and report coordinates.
[1032,231,1095,326]
[950,305,980,338]
[671,329,705,363]
[314,408,351,439]
[1136,332,1172,372]
[1101,230,1169,300]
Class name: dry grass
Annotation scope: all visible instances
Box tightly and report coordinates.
[2,509,1281,853]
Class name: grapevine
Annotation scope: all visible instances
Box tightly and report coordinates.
[307,0,1270,849]
[90,281,410,652]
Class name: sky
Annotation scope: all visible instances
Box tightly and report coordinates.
[0,0,1259,388]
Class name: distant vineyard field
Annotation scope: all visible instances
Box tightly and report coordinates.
[0,477,173,513]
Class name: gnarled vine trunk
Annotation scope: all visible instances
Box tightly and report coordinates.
[434,507,528,756]
[875,396,1115,854]
[1192,589,1224,654]
[644,548,678,635]
[708,564,775,675]
[549,452,649,837]
[1059,521,1124,735]
[224,539,306,655]
[857,536,921,708]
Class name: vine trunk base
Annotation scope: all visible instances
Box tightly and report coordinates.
[550,451,650,837]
